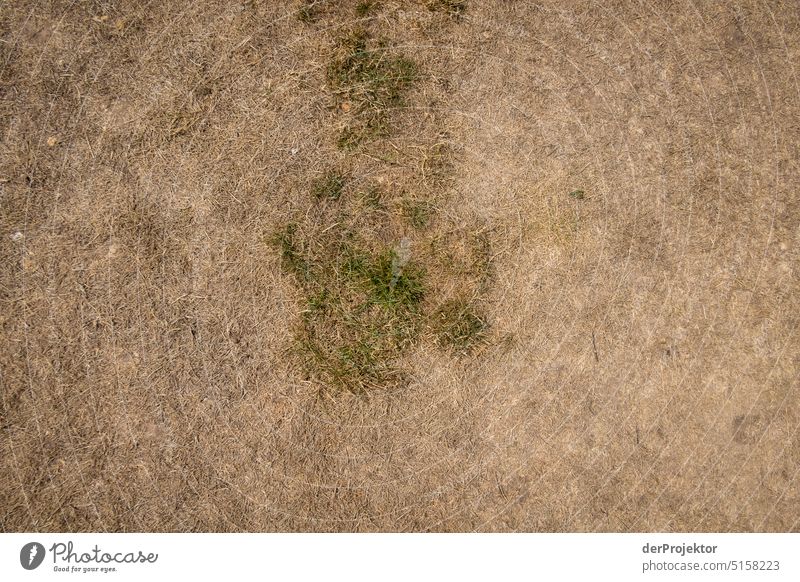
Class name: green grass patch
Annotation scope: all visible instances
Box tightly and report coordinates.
[328,30,417,109]
[336,126,362,150]
[313,172,346,200]
[297,1,318,23]
[328,30,417,146]
[402,197,434,229]
[272,25,491,393]
[435,299,487,351]
[428,0,467,19]
[298,333,399,394]
[362,185,386,210]
[355,1,378,16]
[271,223,311,281]
[272,221,427,393]
[364,249,425,310]
[272,217,493,391]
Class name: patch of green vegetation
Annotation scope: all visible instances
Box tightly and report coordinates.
[355,0,377,16]
[328,30,417,108]
[297,1,319,23]
[403,197,434,229]
[313,172,346,200]
[335,243,425,311]
[333,340,383,386]
[363,185,385,210]
[569,189,585,200]
[272,221,427,393]
[272,20,492,395]
[423,142,453,185]
[364,249,425,310]
[271,223,310,281]
[468,231,494,289]
[336,126,361,150]
[306,287,330,314]
[335,120,392,150]
[435,299,486,351]
[428,0,467,19]
[328,30,417,145]
[299,332,404,394]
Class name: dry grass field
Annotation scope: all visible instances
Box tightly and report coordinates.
[1,0,798,532]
